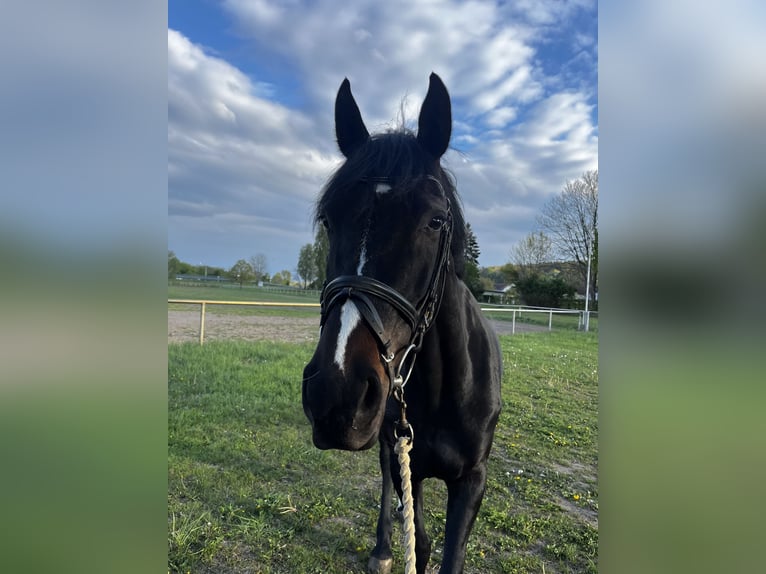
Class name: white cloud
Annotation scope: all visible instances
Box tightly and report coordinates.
[170,1,597,269]
[168,29,341,270]
[485,107,518,128]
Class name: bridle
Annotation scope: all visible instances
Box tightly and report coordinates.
[319,175,454,430]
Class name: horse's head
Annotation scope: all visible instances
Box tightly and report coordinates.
[302,73,466,450]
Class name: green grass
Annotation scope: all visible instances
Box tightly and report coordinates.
[169,283,320,303]
[168,331,598,573]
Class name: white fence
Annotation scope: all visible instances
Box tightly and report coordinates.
[168,299,596,344]
[479,305,596,334]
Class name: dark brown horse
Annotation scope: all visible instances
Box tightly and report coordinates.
[302,73,502,574]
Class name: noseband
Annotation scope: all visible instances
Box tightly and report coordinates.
[319,175,454,399]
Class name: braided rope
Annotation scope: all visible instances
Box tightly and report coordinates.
[394,436,417,574]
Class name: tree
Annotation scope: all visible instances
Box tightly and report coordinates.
[168,250,181,279]
[463,261,485,300]
[515,274,575,308]
[537,170,598,304]
[271,270,292,285]
[249,253,268,284]
[510,231,553,279]
[296,244,317,289]
[312,226,329,287]
[465,223,480,266]
[229,259,254,289]
[462,222,484,299]
[499,262,519,285]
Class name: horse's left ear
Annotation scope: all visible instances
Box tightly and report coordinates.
[417,73,452,159]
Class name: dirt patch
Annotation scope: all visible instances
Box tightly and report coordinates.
[487,319,549,334]
[555,495,598,529]
[168,310,319,345]
[551,461,598,528]
[551,461,595,480]
[168,311,547,345]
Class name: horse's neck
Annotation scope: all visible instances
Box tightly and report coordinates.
[436,272,472,332]
[420,274,473,370]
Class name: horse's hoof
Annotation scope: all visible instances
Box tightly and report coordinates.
[367,556,393,574]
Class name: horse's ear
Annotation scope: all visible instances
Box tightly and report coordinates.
[335,78,370,158]
[417,73,452,159]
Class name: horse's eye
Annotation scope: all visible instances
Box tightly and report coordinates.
[427,216,445,230]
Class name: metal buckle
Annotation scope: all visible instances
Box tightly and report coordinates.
[395,343,418,388]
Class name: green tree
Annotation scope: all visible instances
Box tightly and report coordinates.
[499,262,518,284]
[296,244,316,289]
[462,222,484,299]
[229,259,254,289]
[463,261,485,300]
[515,274,575,308]
[313,226,329,287]
[168,250,181,279]
[465,223,480,266]
[271,270,292,285]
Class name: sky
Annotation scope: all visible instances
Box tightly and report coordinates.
[168,0,598,275]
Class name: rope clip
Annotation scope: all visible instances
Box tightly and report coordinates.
[394,420,414,444]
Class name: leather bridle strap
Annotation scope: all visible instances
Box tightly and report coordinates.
[321,275,419,354]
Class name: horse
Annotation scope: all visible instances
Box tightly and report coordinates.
[302,73,502,574]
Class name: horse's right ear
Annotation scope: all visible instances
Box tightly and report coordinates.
[335,78,370,158]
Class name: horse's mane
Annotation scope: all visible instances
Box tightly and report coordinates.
[315,129,467,278]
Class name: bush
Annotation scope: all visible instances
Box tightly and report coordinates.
[516,274,575,308]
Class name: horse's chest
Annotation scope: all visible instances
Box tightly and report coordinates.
[408,423,488,480]
[384,392,495,480]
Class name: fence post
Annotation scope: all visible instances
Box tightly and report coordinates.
[199,301,206,345]
[548,310,553,331]
[512,309,516,335]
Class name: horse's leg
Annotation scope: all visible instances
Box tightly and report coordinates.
[411,478,432,574]
[438,466,488,574]
[368,440,394,574]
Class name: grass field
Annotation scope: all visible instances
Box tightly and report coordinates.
[169,283,320,303]
[168,331,598,573]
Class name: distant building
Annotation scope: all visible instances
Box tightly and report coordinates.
[481,284,516,304]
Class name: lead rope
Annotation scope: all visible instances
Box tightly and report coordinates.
[394,436,416,574]
[391,363,417,574]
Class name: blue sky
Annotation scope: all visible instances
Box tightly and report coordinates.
[168,0,598,275]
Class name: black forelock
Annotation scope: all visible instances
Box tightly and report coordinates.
[314,129,467,278]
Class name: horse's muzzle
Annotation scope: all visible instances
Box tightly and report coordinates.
[302,365,386,451]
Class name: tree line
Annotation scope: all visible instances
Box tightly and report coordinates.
[168,251,293,289]
[170,170,597,306]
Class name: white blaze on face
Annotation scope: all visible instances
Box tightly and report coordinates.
[335,186,389,373]
[334,300,361,374]
[357,246,366,275]
[375,183,392,195]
